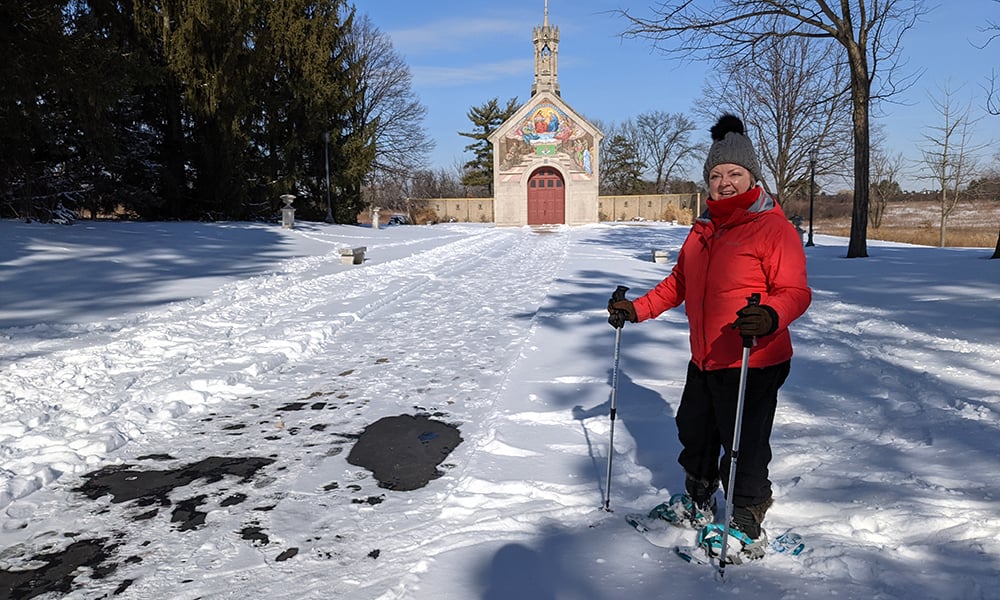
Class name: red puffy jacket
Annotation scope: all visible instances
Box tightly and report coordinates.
[633,188,811,371]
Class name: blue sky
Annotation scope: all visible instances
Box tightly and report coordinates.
[358,1,999,191]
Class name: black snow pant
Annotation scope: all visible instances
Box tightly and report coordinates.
[675,359,790,508]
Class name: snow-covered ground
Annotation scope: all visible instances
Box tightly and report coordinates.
[1,219,998,599]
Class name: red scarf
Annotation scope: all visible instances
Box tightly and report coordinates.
[706,186,759,224]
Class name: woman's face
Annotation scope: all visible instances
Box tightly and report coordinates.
[708,163,753,200]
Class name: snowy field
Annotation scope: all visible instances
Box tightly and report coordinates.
[1,219,998,599]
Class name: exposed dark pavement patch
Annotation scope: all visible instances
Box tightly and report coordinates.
[0,538,120,600]
[73,456,276,504]
[347,414,462,491]
[172,495,209,531]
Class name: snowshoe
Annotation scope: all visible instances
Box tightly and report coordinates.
[696,523,768,564]
[770,531,806,556]
[647,492,716,529]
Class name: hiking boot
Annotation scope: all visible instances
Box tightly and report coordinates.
[732,504,764,539]
[647,492,717,529]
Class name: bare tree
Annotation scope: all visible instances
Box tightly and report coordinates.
[617,0,928,258]
[410,166,465,198]
[633,111,702,193]
[695,34,852,204]
[916,83,987,247]
[977,1,1000,116]
[976,0,1000,256]
[349,15,434,206]
[993,152,1000,259]
[986,71,1000,117]
[869,132,905,230]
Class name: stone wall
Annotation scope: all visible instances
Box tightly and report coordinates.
[375,194,701,225]
[425,198,495,223]
[598,193,701,223]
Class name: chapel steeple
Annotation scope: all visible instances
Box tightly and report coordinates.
[531,0,560,97]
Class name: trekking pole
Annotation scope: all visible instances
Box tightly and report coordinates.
[603,285,629,512]
[718,292,760,579]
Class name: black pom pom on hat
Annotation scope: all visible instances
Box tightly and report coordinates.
[710,113,747,141]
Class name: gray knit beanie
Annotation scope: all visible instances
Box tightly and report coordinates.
[703,114,762,186]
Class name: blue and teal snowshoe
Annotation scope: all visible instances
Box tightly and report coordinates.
[647,492,716,529]
[696,522,768,564]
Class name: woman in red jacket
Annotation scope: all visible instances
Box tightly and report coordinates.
[609,114,811,562]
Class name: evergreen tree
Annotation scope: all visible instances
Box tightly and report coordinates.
[0,0,71,220]
[63,1,160,219]
[600,133,646,196]
[459,97,520,195]
[247,0,371,223]
[131,0,206,219]
[161,0,262,218]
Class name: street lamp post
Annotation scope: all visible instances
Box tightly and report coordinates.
[322,131,333,224]
[806,147,818,247]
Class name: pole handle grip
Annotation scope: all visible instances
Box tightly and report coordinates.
[742,293,761,348]
[608,286,631,329]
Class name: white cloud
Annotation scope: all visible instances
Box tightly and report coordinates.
[413,59,533,87]
[386,16,525,55]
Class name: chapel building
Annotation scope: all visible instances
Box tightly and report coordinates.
[489,1,602,226]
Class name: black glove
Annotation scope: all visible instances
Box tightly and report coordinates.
[607,299,637,328]
[733,304,779,338]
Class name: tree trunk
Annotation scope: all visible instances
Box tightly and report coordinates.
[939,196,947,247]
[846,41,870,258]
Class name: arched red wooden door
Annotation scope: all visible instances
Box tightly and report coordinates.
[527,167,565,225]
